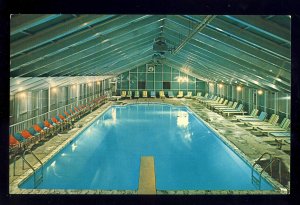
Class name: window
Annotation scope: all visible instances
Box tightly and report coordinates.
[163,82,171,89]
[138,81,146,89]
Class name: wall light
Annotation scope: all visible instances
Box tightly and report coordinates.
[257,90,263,95]
[72,85,76,89]
[236,86,242,92]
[52,87,57,93]
[88,83,92,87]
[176,76,188,83]
[97,81,100,85]
[20,92,26,98]
[218,84,223,88]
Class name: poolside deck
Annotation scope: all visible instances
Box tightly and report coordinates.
[9,98,290,194]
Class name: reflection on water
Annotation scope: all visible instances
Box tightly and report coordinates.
[177,111,192,144]
[112,108,117,124]
[177,111,189,128]
[103,108,117,127]
[71,143,77,152]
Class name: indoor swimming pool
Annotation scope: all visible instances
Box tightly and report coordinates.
[19,103,274,191]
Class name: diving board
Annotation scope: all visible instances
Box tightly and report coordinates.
[138,156,156,194]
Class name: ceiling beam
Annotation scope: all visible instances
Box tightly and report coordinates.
[11,14,62,36]
[179,15,290,61]
[11,15,163,74]
[224,15,290,44]
[11,15,116,57]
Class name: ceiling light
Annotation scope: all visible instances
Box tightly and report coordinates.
[236,86,242,92]
[218,84,223,88]
[20,92,26,98]
[257,90,263,95]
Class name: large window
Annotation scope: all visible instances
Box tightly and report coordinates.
[163,82,171,90]
[138,81,146,89]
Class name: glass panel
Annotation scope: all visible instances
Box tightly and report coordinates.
[163,82,171,90]
[155,64,162,72]
[130,73,137,81]
[138,73,146,81]
[147,73,154,81]
[188,76,194,82]
[121,72,129,80]
[278,92,286,113]
[122,81,129,89]
[171,82,179,89]
[163,73,171,81]
[172,68,179,74]
[138,81,146,90]
[172,74,180,81]
[267,91,275,109]
[163,64,171,72]
[138,65,146,72]
[130,81,137,90]
[155,82,162,90]
[155,73,162,81]
[146,81,154,89]
[131,67,137,72]
[180,82,187,90]
[188,82,195,90]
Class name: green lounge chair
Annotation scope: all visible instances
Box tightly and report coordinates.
[177,91,183,98]
[134,91,140,98]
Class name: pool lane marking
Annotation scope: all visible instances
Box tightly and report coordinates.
[138,156,156,194]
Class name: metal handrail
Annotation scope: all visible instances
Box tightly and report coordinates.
[13,153,38,187]
[251,153,283,188]
[22,149,44,188]
[23,149,43,170]
[251,152,272,188]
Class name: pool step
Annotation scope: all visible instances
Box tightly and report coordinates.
[138,156,156,194]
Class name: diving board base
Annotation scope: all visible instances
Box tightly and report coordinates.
[138,156,156,195]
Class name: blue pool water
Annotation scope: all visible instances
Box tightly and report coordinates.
[20,104,274,190]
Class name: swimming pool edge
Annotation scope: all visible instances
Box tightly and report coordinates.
[10,102,289,195]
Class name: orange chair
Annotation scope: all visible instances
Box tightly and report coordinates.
[52,117,61,125]
[21,130,33,139]
[44,120,55,135]
[9,134,22,157]
[21,130,38,145]
[33,124,47,138]
[9,134,20,146]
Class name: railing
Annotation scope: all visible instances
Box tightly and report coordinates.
[252,152,272,189]
[9,94,104,135]
[251,152,282,189]
[13,149,44,188]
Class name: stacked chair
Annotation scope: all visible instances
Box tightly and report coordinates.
[9,95,107,159]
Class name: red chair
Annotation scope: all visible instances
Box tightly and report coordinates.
[33,124,47,138]
[21,130,38,145]
[44,120,55,135]
[9,134,20,146]
[9,134,22,158]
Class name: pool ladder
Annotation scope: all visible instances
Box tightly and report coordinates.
[13,149,44,188]
[251,152,282,189]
